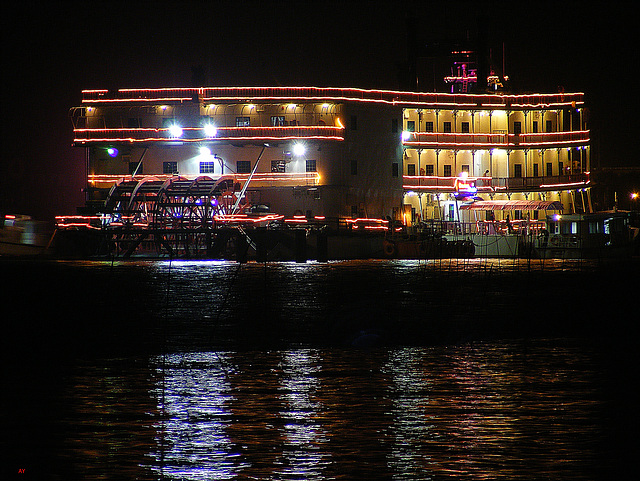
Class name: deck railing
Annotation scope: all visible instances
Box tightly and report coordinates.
[403,173,590,193]
[404,130,590,149]
[74,125,344,144]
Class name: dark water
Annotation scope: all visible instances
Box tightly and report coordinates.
[2,258,637,479]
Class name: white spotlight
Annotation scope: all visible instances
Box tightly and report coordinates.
[168,124,183,138]
[293,143,306,156]
[203,124,217,138]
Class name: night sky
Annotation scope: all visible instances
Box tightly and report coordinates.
[1,1,635,222]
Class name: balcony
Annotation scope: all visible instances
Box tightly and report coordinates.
[403,173,590,193]
[403,130,590,150]
[73,125,345,145]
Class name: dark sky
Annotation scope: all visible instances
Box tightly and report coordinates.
[1,1,635,221]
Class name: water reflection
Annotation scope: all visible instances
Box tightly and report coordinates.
[275,349,330,480]
[143,343,604,480]
[383,348,432,480]
[149,352,241,480]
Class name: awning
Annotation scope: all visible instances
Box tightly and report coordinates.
[459,200,564,211]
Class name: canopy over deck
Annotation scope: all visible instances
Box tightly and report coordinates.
[459,200,563,211]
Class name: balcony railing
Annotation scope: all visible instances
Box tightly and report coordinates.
[403,173,590,193]
[73,125,345,144]
[81,87,585,110]
[403,130,590,150]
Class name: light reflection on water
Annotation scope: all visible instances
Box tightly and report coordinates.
[6,258,634,480]
[141,342,604,480]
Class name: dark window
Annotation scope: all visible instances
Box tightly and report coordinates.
[424,121,434,132]
[514,164,522,178]
[392,163,399,177]
[200,161,215,174]
[443,121,452,133]
[163,161,178,174]
[236,117,250,127]
[443,164,452,177]
[350,115,357,130]
[425,164,434,176]
[407,164,416,176]
[546,120,553,132]
[533,163,539,177]
[513,121,522,135]
[237,160,251,173]
[461,121,470,133]
[532,121,538,133]
[546,162,553,176]
[351,159,357,175]
[461,164,470,173]
[406,120,415,132]
[306,159,317,172]
[271,160,286,173]
[558,161,564,175]
[271,116,286,126]
[391,119,398,133]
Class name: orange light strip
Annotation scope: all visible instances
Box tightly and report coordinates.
[81,86,585,110]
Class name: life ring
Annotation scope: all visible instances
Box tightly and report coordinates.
[383,240,398,257]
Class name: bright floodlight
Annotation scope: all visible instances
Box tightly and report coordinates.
[203,124,217,138]
[199,146,212,156]
[168,124,183,138]
[293,143,306,156]
[107,147,118,157]
[401,130,411,141]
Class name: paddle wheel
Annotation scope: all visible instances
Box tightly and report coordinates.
[152,175,246,256]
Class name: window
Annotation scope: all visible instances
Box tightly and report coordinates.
[406,120,415,132]
[461,164,470,173]
[443,121,452,133]
[163,161,178,174]
[546,162,553,176]
[532,121,538,133]
[533,163,539,177]
[514,164,522,178]
[200,161,215,174]
[443,164,452,177]
[425,164,434,176]
[237,160,251,173]
[407,164,416,176]
[461,121,470,133]
[391,119,398,133]
[424,121,434,132]
[236,116,250,127]
[271,116,286,126]
[513,121,522,135]
[306,159,317,172]
[558,161,564,175]
[546,120,553,133]
[350,115,357,130]
[392,163,399,177]
[351,159,357,175]
[271,160,286,173]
